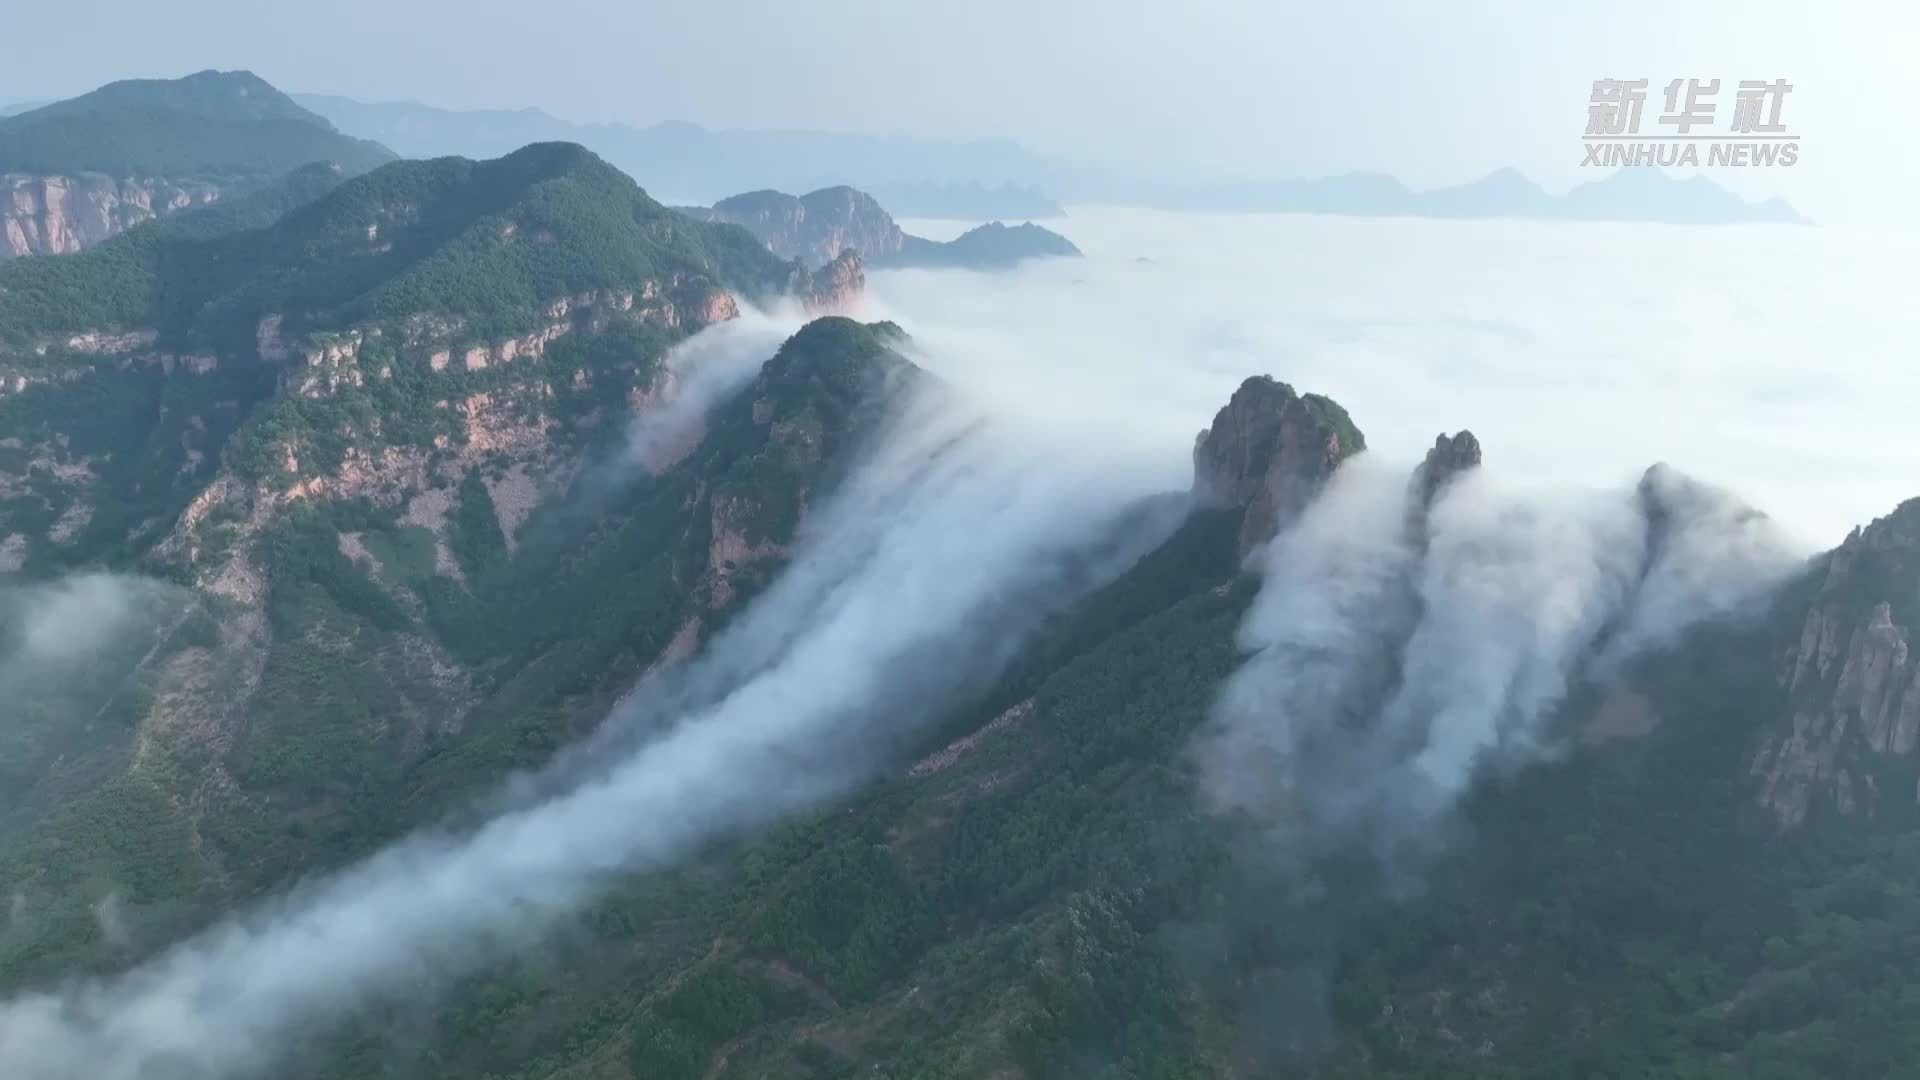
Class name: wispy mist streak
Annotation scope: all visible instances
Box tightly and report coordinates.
[1200,456,1806,842]
[0,379,1172,1080]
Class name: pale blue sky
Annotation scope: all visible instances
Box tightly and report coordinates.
[1,0,1908,226]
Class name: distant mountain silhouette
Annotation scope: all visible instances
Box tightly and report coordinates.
[296,93,1802,226]
[294,94,1059,217]
[1110,167,1804,224]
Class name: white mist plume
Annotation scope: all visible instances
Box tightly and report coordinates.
[91,895,130,951]
[0,375,1175,1080]
[1382,471,1651,802]
[1198,457,1419,820]
[1200,455,1805,840]
[621,299,804,472]
[1598,462,1803,669]
[0,573,184,674]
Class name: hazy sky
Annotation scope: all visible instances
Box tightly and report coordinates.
[2,0,1912,225]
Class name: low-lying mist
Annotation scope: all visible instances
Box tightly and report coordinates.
[0,574,192,793]
[0,334,1181,1080]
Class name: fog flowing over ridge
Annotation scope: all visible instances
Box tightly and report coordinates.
[0,369,1180,1080]
[1200,451,1805,857]
[1182,450,1805,1053]
[620,301,805,473]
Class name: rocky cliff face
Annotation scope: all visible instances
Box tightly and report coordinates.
[687,186,1080,273]
[697,186,906,269]
[2,173,221,257]
[1753,500,1920,826]
[793,250,865,314]
[1191,375,1365,558]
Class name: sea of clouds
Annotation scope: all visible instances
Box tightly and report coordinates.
[889,207,1920,546]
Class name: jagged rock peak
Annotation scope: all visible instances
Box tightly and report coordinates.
[1413,430,1481,506]
[1192,375,1364,558]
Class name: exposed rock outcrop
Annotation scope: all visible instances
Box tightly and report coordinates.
[1413,430,1482,507]
[3,173,220,257]
[690,186,906,268]
[275,279,737,399]
[1191,375,1365,558]
[794,250,865,315]
[1753,500,1920,826]
[59,328,158,354]
[683,185,1079,273]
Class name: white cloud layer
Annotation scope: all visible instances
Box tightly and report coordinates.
[882,208,1920,546]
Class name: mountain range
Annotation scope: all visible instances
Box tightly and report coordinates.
[293,92,1067,218]
[0,68,1897,1080]
[290,91,1804,225]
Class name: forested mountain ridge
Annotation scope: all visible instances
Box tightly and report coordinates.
[0,141,861,576]
[0,312,915,999]
[1,71,394,258]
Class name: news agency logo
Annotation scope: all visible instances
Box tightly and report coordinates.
[1583,78,1799,167]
